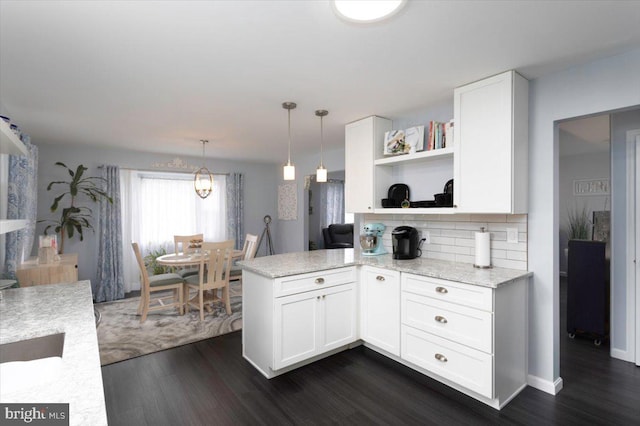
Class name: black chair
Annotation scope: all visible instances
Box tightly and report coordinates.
[322,224,354,249]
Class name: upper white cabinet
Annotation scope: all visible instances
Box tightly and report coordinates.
[453,70,529,213]
[0,120,28,235]
[345,116,392,213]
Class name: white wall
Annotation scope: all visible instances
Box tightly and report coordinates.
[35,144,278,286]
[528,48,640,393]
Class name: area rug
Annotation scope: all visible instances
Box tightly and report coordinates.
[95,288,242,365]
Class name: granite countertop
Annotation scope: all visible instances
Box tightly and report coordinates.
[238,249,532,288]
[0,281,108,426]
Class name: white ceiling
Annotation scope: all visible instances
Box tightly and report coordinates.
[1,1,639,164]
[559,114,610,157]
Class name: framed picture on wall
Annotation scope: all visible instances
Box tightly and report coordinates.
[592,210,610,242]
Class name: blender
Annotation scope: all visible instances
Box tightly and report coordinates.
[359,223,387,256]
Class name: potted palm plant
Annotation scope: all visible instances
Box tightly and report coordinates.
[567,204,591,240]
[40,162,112,254]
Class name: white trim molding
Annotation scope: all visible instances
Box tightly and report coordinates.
[527,374,563,395]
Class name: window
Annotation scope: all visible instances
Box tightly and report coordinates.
[120,170,227,291]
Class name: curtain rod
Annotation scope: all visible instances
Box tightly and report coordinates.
[97,165,229,175]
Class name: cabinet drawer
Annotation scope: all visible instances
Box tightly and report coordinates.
[402,273,493,311]
[402,292,493,353]
[274,267,356,298]
[401,325,493,398]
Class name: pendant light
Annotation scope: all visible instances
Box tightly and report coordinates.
[194,139,213,199]
[282,101,297,181]
[315,109,328,183]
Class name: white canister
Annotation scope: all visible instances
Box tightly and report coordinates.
[474,227,491,268]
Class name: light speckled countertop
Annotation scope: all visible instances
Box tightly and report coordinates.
[238,249,531,288]
[0,281,108,426]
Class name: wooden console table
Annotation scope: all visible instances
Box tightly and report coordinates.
[16,253,78,287]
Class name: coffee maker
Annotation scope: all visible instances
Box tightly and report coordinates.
[359,223,387,256]
[392,226,422,259]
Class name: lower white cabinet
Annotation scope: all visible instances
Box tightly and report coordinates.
[400,273,527,409]
[360,266,400,356]
[274,283,356,370]
[243,267,357,378]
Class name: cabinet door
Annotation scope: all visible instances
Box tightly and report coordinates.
[345,116,391,213]
[454,71,528,213]
[319,284,357,352]
[273,290,321,370]
[361,267,400,355]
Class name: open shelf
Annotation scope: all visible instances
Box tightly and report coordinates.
[0,219,28,234]
[374,207,456,215]
[0,121,28,157]
[375,147,453,166]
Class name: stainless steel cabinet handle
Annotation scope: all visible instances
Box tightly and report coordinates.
[315,277,325,284]
[435,286,448,294]
[376,275,385,281]
[435,315,448,324]
[435,353,448,363]
[322,295,325,299]
[317,296,321,300]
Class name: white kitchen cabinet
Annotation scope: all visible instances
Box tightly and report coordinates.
[274,283,356,370]
[453,70,528,213]
[360,266,400,355]
[345,116,392,213]
[243,267,357,378]
[400,273,527,409]
[0,120,29,235]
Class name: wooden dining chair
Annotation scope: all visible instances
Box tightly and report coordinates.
[173,233,204,278]
[131,242,185,323]
[229,233,259,285]
[185,240,235,321]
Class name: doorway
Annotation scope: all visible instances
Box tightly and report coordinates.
[558,114,611,349]
[306,170,352,251]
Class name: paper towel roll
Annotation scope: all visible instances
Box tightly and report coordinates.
[474,231,491,268]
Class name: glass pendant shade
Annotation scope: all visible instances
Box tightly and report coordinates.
[194,140,213,199]
[282,101,297,181]
[316,166,327,182]
[283,162,296,181]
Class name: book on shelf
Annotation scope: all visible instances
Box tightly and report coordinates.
[427,119,453,151]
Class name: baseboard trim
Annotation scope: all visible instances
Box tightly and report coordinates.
[527,374,563,395]
[610,347,633,362]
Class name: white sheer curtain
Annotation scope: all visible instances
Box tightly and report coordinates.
[322,179,345,228]
[120,170,226,292]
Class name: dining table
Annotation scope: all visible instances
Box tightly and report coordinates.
[156,249,243,313]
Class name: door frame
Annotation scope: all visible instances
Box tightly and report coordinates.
[625,129,640,365]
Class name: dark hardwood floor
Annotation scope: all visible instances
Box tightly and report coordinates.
[102,278,640,425]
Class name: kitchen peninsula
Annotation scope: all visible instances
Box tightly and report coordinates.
[239,249,532,410]
[0,281,108,425]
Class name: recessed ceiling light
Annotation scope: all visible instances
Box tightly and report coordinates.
[332,0,406,23]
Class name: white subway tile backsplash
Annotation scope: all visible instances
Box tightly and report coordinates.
[364,213,528,270]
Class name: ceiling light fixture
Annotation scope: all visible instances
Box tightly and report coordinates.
[315,109,329,183]
[283,101,297,181]
[194,139,213,199]
[332,0,406,23]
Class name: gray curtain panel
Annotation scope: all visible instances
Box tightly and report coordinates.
[226,172,244,250]
[95,165,125,302]
[3,135,38,280]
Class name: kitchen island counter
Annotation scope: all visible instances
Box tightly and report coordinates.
[0,281,108,426]
[239,248,531,288]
